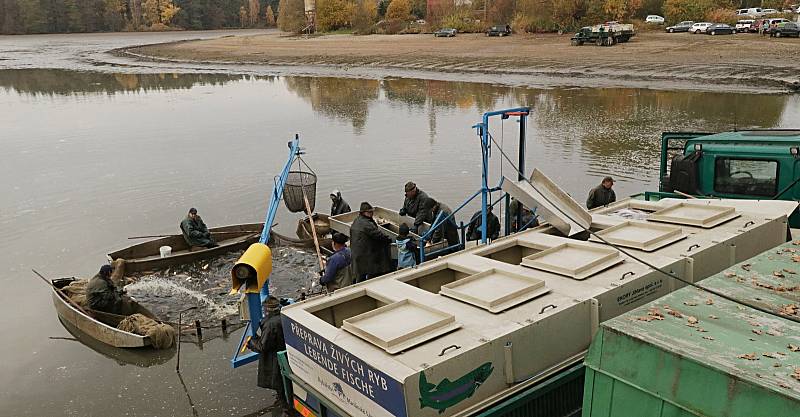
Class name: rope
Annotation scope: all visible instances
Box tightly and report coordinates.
[487,134,800,325]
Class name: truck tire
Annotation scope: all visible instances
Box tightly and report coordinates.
[775,32,781,38]
[596,37,603,46]
[571,39,578,46]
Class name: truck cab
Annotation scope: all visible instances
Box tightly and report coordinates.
[653,130,800,226]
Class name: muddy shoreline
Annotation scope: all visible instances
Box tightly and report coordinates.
[117,31,800,94]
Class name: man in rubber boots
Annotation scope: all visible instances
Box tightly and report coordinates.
[247,296,287,407]
[350,202,392,282]
[399,181,433,234]
[180,207,217,248]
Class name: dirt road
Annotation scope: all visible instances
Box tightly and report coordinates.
[122,31,800,93]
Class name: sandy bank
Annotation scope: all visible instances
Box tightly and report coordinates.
[120,31,800,93]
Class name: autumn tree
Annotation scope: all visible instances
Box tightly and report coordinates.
[663,0,714,23]
[386,0,411,21]
[352,0,377,33]
[142,0,180,27]
[317,0,354,31]
[249,0,260,26]
[265,5,276,26]
[277,0,306,32]
[603,0,642,21]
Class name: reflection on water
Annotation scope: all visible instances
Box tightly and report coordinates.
[1,68,798,417]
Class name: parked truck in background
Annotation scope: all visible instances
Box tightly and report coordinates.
[571,21,635,46]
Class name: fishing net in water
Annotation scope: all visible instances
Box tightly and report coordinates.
[117,313,176,349]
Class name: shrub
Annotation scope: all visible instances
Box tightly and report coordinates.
[705,8,736,25]
[277,0,307,32]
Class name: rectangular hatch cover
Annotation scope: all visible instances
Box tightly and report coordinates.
[440,268,550,313]
[521,242,623,280]
[648,202,739,228]
[342,299,460,354]
[590,220,686,252]
[501,169,591,237]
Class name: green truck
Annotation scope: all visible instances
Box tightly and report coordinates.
[571,22,635,46]
[642,129,800,227]
[582,240,800,417]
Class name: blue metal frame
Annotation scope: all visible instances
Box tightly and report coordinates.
[231,135,301,369]
[418,107,530,262]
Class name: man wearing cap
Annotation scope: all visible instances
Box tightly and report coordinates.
[350,202,393,282]
[247,296,287,406]
[329,189,351,216]
[399,181,433,233]
[86,264,135,315]
[320,233,354,291]
[180,208,218,248]
[586,176,617,210]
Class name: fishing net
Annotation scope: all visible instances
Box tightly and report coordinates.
[283,171,317,213]
[62,279,88,307]
[117,313,176,349]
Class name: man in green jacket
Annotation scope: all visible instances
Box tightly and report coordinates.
[586,176,617,210]
[180,208,217,248]
[86,264,136,315]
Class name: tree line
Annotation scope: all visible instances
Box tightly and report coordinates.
[0,0,792,35]
[0,0,280,34]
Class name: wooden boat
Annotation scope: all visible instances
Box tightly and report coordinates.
[108,223,264,273]
[296,213,331,240]
[51,277,158,348]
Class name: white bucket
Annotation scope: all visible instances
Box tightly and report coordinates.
[159,246,172,258]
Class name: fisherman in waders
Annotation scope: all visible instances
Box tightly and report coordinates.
[586,176,616,210]
[247,296,287,407]
[319,233,354,292]
[395,223,419,270]
[399,181,433,234]
[86,264,136,315]
[350,202,392,282]
[329,189,351,216]
[180,208,217,248]
[466,206,501,241]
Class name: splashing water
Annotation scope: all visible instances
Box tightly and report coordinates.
[126,277,238,319]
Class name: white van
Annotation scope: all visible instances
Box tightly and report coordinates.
[746,7,763,17]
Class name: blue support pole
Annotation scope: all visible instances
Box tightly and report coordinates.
[232,135,301,369]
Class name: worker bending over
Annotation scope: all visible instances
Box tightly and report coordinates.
[320,233,354,292]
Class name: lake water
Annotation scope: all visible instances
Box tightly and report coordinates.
[1,31,799,417]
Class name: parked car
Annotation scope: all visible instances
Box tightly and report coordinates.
[771,22,800,37]
[645,15,665,24]
[707,23,735,35]
[745,7,764,17]
[665,21,694,32]
[735,19,754,32]
[761,8,779,15]
[765,18,791,34]
[690,22,713,33]
[486,25,512,36]
[434,28,457,37]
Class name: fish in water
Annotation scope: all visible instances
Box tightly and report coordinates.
[418,362,494,414]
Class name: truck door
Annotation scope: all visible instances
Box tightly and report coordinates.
[711,156,779,199]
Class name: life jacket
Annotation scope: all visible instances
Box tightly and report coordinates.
[396,237,416,269]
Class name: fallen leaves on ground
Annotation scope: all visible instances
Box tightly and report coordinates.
[665,305,683,318]
[705,298,714,305]
[779,304,798,315]
[788,344,800,352]
[784,268,797,274]
[753,329,764,335]
[774,271,786,278]
[763,352,779,359]
[724,271,737,278]
[742,264,752,271]
[702,335,714,341]
[709,315,719,319]
[792,368,800,381]
[767,329,783,337]
[687,316,699,325]
[738,353,758,360]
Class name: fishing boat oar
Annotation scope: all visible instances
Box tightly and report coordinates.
[127,229,268,239]
[32,269,93,317]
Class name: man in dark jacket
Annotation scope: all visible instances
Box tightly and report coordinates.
[247,296,287,406]
[466,206,501,241]
[329,189,351,216]
[399,181,433,234]
[350,202,392,282]
[180,208,217,248]
[586,176,617,210]
[427,199,460,248]
[320,233,354,292]
[86,264,135,315]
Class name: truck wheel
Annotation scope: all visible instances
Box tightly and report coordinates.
[596,37,603,46]
[775,32,781,38]
[571,39,578,46]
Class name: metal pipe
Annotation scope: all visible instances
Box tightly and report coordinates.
[504,342,514,385]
